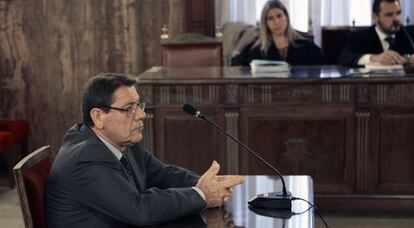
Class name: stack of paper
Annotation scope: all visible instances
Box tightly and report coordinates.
[250,59,290,78]
[364,63,404,72]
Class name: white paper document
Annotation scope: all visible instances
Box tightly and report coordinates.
[250,59,291,78]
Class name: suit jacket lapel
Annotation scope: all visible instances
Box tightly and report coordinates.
[79,125,146,192]
[370,27,384,52]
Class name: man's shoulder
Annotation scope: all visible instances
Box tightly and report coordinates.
[57,124,115,162]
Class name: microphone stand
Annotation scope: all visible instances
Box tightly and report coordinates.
[398,23,414,72]
[400,24,414,53]
[184,104,292,210]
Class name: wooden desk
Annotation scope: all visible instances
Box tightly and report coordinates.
[137,66,414,213]
[147,175,314,228]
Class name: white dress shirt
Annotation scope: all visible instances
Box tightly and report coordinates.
[357,25,396,66]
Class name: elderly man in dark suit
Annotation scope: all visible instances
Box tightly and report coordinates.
[45,73,245,228]
[338,0,414,67]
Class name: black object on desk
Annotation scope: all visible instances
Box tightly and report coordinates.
[248,191,292,210]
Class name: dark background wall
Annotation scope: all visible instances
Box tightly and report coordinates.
[0,0,213,155]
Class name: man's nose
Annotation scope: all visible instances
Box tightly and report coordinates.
[134,109,146,121]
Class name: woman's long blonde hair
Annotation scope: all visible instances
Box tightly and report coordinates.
[258,0,304,55]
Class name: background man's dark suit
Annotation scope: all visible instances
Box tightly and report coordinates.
[45,124,206,228]
[338,25,414,67]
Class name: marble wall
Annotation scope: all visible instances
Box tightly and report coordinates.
[0,0,185,155]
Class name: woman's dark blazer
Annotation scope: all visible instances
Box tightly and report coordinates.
[232,38,323,66]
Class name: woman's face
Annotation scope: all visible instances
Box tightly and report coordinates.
[266,7,288,36]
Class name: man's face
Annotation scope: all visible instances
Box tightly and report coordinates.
[99,86,146,149]
[374,1,402,35]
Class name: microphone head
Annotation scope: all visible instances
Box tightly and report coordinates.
[182,104,198,115]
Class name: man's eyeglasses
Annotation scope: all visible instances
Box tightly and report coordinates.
[101,102,146,117]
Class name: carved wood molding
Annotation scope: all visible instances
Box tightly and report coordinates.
[356,112,370,192]
[225,84,238,104]
[225,111,239,174]
[322,84,332,103]
[142,112,154,154]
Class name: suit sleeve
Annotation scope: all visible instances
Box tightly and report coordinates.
[138,146,201,189]
[338,32,365,67]
[72,157,206,226]
[231,41,261,66]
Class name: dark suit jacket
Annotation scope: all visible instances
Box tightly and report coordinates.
[338,25,414,67]
[45,124,206,228]
[231,39,323,66]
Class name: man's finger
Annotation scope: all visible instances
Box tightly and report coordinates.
[219,176,245,188]
[201,160,220,181]
[216,175,242,181]
[388,50,407,64]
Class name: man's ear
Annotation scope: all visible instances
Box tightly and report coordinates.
[372,13,379,24]
[90,108,105,129]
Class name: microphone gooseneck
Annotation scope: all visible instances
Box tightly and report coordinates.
[183,104,292,210]
[400,23,414,53]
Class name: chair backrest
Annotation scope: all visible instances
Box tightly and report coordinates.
[162,42,223,67]
[161,33,223,67]
[13,145,52,228]
[221,22,258,66]
[321,26,369,64]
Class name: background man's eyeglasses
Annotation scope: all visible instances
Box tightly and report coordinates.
[101,102,146,117]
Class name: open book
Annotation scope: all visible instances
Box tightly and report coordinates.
[250,59,290,78]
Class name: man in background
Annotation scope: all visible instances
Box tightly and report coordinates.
[45,73,245,228]
[338,0,414,67]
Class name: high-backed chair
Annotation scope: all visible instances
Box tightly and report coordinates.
[161,33,223,67]
[13,145,52,228]
[221,22,258,66]
[321,26,369,64]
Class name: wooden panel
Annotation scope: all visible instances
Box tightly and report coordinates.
[185,0,214,36]
[154,107,227,175]
[138,66,414,213]
[376,114,414,193]
[188,0,207,22]
[239,107,355,194]
[0,0,187,155]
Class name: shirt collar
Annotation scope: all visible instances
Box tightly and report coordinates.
[375,25,395,41]
[96,134,123,160]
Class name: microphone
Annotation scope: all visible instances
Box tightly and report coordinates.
[182,103,292,210]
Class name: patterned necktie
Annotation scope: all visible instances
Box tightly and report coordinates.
[385,36,395,49]
[120,154,137,187]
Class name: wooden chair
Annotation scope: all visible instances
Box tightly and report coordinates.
[13,145,52,228]
[161,33,223,67]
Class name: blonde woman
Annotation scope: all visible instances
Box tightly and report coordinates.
[232,0,323,66]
